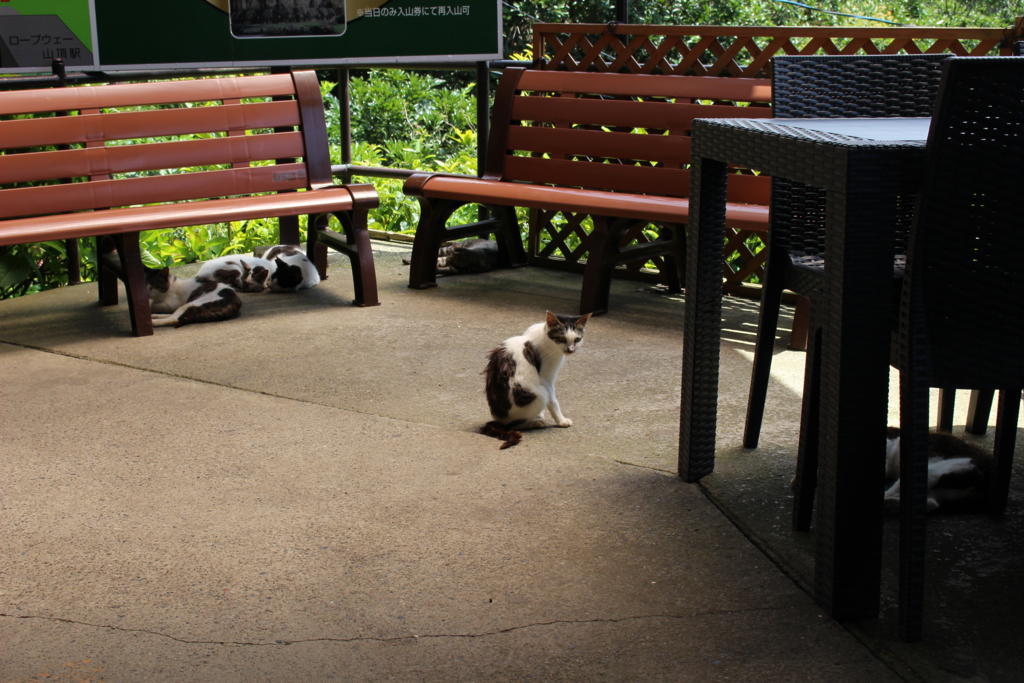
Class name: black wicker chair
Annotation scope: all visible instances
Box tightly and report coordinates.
[743,54,949,450]
[892,56,1022,640]
[799,56,1023,641]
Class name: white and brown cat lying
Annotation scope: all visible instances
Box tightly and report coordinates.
[883,427,991,513]
[145,267,242,328]
[256,244,321,292]
[481,311,591,449]
[145,245,320,329]
[197,244,321,293]
[194,254,275,292]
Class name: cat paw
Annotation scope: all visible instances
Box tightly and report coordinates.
[555,417,573,428]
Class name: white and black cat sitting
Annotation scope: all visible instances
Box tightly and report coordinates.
[481,311,591,449]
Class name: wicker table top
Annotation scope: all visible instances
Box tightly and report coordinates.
[679,117,929,621]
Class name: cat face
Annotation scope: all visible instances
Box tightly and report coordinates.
[144,267,173,294]
[270,257,303,291]
[545,311,591,354]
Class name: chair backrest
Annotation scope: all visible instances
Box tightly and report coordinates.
[769,54,949,256]
[901,56,1024,387]
[486,67,772,203]
[0,71,332,222]
[771,54,948,118]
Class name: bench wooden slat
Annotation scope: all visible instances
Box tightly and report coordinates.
[511,95,772,131]
[487,157,770,205]
[1,163,309,220]
[0,132,306,184]
[408,174,770,231]
[0,73,298,116]
[506,126,691,165]
[0,100,300,149]
[516,69,772,102]
[504,155,689,196]
[0,186,355,247]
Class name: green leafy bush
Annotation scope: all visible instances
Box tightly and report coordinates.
[347,69,476,164]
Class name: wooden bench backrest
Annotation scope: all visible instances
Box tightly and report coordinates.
[486,68,772,204]
[0,71,332,222]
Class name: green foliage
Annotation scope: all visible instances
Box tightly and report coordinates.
[0,241,97,298]
[347,69,477,163]
[137,218,286,268]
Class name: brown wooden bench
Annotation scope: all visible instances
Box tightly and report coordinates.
[0,70,379,336]
[404,67,772,315]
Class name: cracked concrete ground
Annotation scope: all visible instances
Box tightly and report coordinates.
[0,242,1014,680]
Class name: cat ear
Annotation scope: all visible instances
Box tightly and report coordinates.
[576,312,592,327]
[545,310,558,327]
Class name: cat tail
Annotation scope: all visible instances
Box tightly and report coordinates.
[480,421,523,450]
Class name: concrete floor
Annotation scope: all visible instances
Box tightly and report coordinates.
[0,241,1019,681]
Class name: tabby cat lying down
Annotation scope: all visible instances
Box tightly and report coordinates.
[402,238,499,276]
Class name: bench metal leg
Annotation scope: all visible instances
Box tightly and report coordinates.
[306,200,380,307]
[338,205,379,307]
[96,236,119,307]
[492,205,527,268]
[279,213,300,246]
[408,198,460,289]
[660,223,684,294]
[113,232,153,337]
[308,212,331,280]
[580,216,617,316]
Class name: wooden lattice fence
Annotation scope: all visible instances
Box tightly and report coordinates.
[527,21,1023,296]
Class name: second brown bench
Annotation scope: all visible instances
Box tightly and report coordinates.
[404,66,772,315]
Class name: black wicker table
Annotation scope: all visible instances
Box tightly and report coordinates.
[679,117,930,620]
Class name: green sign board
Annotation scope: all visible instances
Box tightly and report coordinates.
[0,0,502,73]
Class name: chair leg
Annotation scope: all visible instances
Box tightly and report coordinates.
[988,388,1021,516]
[792,324,822,531]
[897,369,932,642]
[788,295,811,351]
[408,198,460,289]
[936,388,956,432]
[579,216,618,316]
[113,232,153,337]
[966,389,995,435]
[744,253,788,449]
